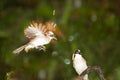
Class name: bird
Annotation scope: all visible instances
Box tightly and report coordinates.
[72,49,88,80]
[13,21,57,54]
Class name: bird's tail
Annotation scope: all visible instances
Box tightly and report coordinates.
[13,44,27,54]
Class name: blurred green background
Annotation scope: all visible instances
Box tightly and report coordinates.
[0,0,120,80]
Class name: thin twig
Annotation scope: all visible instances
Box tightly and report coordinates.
[80,66,105,80]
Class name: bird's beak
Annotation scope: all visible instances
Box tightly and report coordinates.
[52,36,57,40]
[72,53,75,61]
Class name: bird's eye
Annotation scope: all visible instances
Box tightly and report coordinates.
[48,31,54,37]
[50,34,54,37]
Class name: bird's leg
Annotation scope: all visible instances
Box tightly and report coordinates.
[36,45,46,51]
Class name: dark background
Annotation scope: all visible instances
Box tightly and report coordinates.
[0,0,120,80]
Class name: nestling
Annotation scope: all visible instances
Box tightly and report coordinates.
[72,49,88,80]
[13,21,57,54]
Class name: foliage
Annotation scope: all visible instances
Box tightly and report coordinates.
[0,0,120,80]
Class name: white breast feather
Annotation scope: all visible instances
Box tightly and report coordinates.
[73,54,88,80]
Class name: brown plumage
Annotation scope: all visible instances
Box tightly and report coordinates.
[13,21,57,54]
[24,21,56,40]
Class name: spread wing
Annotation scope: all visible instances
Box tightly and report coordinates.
[24,21,56,39]
[24,22,45,39]
[45,21,56,32]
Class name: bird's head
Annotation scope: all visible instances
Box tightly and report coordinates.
[72,49,81,61]
[47,31,57,40]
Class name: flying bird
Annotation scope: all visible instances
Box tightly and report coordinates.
[13,21,57,54]
[72,49,88,80]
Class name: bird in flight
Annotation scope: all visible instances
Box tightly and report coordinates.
[13,21,57,54]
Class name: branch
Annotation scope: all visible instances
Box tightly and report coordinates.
[80,66,105,80]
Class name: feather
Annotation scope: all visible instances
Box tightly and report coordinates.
[24,21,56,39]
[13,44,27,54]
